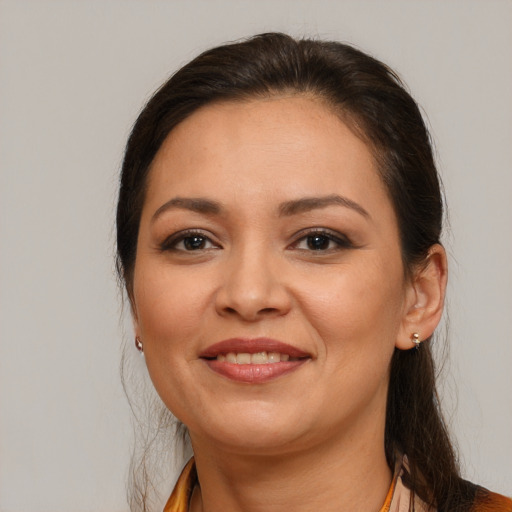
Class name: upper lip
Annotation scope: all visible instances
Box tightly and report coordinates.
[199,337,310,359]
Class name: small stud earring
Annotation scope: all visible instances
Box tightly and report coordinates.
[411,332,421,348]
[135,336,143,353]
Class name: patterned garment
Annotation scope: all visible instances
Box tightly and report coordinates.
[163,458,512,512]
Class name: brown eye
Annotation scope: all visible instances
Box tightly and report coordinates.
[293,229,352,252]
[183,235,208,250]
[306,234,331,251]
[160,230,219,252]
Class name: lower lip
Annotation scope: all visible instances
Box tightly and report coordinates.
[203,359,308,383]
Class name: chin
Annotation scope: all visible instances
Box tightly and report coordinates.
[188,408,310,455]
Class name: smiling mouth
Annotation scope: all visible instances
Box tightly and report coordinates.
[206,352,302,364]
[200,338,310,383]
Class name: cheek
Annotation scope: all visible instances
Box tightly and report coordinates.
[132,264,215,418]
[133,264,214,352]
[297,259,405,351]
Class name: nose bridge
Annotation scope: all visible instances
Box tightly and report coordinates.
[216,238,289,320]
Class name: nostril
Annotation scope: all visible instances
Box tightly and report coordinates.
[259,307,279,315]
[215,279,292,320]
[221,305,281,319]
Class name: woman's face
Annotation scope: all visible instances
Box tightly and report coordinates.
[132,96,415,454]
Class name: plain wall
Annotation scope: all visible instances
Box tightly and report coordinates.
[0,1,511,510]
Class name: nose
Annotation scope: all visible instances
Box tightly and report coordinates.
[214,247,292,322]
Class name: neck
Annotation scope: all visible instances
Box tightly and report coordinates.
[189,419,392,512]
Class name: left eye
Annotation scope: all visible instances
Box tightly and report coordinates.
[293,231,351,251]
[179,235,213,251]
[161,231,218,252]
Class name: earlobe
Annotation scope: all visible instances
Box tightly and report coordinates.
[396,244,448,350]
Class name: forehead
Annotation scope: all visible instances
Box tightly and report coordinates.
[144,95,390,219]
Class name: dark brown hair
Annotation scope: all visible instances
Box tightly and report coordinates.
[117,33,474,510]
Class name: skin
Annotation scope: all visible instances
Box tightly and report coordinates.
[132,96,447,512]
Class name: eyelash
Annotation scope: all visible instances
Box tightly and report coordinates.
[159,228,353,253]
[160,229,220,252]
[290,229,353,252]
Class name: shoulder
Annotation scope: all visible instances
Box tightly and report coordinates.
[471,487,512,512]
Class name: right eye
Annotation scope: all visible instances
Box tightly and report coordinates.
[161,230,219,252]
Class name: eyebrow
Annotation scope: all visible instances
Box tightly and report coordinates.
[151,193,370,223]
[151,197,223,222]
[278,194,370,218]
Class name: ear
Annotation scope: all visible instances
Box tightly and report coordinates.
[132,310,140,337]
[396,244,448,350]
[127,288,140,337]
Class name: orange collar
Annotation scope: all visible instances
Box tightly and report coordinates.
[163,458,401,512]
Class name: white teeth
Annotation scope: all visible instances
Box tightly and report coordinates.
[217,351,297,364]
[268,352,280,363]
[236,353,251,365]
[251,352,268,364]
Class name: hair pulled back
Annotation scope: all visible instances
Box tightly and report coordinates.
[117,33,473,510]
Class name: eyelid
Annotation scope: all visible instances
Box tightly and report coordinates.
[158,227,353,253]
[289,228,354,251]
[159,228,221,252]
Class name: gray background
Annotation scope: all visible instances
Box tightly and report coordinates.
[0,1,511,510]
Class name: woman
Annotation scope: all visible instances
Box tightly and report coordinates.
[116,33,512,512]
